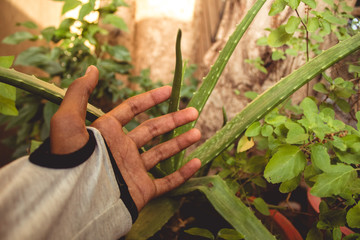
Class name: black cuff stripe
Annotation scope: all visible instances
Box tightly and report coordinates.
[29,130,96,169]
[104,140,139,223]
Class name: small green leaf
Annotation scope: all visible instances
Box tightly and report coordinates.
[318,208,346,229]
[2,31,35,45]
[62,0,81,15]
[335,98,350,113]
[261,124,273,137]
[285,16,301,34]
[256,37,268,46]
[311,167,356,197]
[285,121,308,144]
[347,202,360,228]
[30,140,43,153]
[311,144,332,172]
[333,227,342,240]
[279,174,301,193]
[41,27,56,42]
[244,91,258,100]
[253,198,270,216]
[106,45,131,62]
[102,14,128,31]
[268,25,293,47]
[251,176,267,188]
[356,111,360,131]
[288,0,300,10]
[78,1,95,20]
[271,50,285,60]
[302,0,316,9]
[269,0,287,16]
[217,228,244,240]
[16,21,38,29]
[306,226,323,240]
[285,48,298,56]
[0,56,15,68]
[264,145,306,183]
[313,82,328,94]
[245,121,261,137]
[307,17,319,32]
[184,228,214,240]
[332,136,346,151]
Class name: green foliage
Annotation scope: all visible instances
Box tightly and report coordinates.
[0,56,17,116]
[184,227,244,240]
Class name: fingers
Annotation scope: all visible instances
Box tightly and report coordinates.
[50,66,99,154]
[107,86,172,126]
[154,158,201,197]
[141,128,201,170]
[127,107,199,148]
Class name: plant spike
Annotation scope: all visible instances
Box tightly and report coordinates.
[185,33,360,167]
[175,0,267,169]
[159,29,184,174]
[0,67,104,121]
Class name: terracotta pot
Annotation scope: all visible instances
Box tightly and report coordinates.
[248,196,303,240]
[307,188,354,236]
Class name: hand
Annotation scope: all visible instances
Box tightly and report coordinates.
[50,65,201,211]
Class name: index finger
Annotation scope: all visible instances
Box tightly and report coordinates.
[107,86,172,126]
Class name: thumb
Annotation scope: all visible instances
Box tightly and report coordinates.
[50,66,99,154]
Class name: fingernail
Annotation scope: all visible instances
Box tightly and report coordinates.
[85,66,93,75]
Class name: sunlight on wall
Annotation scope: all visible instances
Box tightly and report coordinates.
[135,0,196,22]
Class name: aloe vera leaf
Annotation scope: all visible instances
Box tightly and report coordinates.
[175,0,267,169]
[185,33,360,167]
[171,175,276,240]
[125,197,181,240]
[159,29,184,173]
[0,67,104,121]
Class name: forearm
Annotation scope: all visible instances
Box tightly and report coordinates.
[0,128,137,240]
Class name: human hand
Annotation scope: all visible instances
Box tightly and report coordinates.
[50,65,201,211]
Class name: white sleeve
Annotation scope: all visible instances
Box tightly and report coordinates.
[0,127,137,240]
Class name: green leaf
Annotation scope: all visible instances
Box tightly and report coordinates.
[264,145,306,183]
[333,228,342,240]
[332,136,346,151]
[2,31,35,45]
[311,167,356,197]
[313,82,328,94]
[253,198,270,216]
[307,17,319,32]
[347,202,360,228]
[318,208,346,229]
[285,48,298,56]
[279,174,301,193]
[78,0,95,20]
[126,198,181,240]
[244,91,258,100]
[30,140,43,153]
[285,121,308,144]
[44,102,59,129]
[245,121,261,137]
[261,124,273,137]
[106,45,131,62]
[302,0,316,9]
[271,50,285,60]
[102,14,128,31]
[251,176,267,188]
[323,12,347,25]
[269,0,287,16]
[41,27,56,42]
[217,228,244,240]
[268,25,293,47]
[185,228,214,239]
[288,0,300,10]
[311,144,332,172]
[335,98,350,113]
[349,65,360,74]
[285,16,301,34]
[0,56,14,68]
[16,21,38,29]
[62,0,81,15]
[356,111,360,131]
[306,226,323,240]
[171,176,275,240]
